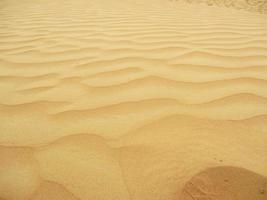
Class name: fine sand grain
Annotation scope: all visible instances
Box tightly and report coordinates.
[0,0,267,199]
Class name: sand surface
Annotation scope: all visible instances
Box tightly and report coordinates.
[0,0,267,199]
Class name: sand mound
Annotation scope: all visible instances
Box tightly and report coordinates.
[180,166,267,200]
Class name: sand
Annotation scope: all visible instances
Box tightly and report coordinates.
[0,0,267,199]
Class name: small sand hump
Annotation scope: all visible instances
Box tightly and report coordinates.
[180,166,267,200]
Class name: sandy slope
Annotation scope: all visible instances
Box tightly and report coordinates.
[0,0,267,199]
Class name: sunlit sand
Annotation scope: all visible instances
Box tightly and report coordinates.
[0,0,267,199]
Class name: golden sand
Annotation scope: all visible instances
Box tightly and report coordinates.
[0,0,267,199]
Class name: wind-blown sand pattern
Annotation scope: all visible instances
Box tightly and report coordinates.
[177,0,267,14]
[0,0,267,199]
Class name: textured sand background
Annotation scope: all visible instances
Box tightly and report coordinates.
[0,0,267,199]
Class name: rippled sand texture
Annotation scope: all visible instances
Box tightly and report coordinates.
[0,0,267,199]
[176,0,267,14]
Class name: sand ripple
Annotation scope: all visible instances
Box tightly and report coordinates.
[0,0,267,199]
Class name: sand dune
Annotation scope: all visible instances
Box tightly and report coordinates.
[0,0,267,199]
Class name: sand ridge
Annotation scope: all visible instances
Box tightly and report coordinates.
[0,0,267,199]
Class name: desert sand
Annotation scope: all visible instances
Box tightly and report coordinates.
[0,0,267,199]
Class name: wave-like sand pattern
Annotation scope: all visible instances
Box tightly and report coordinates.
[174,0,267,14]
[0,0,267,199]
